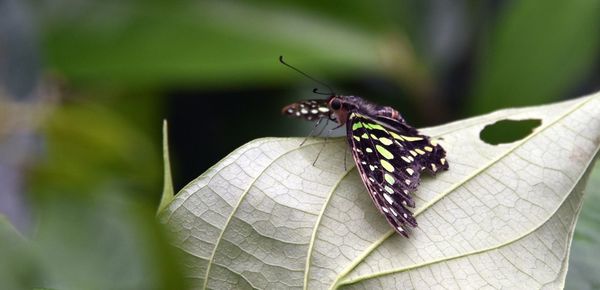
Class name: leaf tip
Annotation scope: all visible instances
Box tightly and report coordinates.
[157,119,175,215]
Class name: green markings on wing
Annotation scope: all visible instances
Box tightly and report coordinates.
[375,145,394,160]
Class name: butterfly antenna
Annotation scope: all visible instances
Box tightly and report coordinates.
[312,88,331,96]
[279,56,335,95]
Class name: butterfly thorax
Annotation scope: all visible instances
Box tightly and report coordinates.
[329,95,403,126]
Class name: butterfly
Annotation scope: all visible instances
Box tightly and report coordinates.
[282,95,448,237]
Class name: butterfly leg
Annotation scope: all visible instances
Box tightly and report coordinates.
[300,117,325,146]
[312,123,342,166]
[343,144,348,171]
[312,139,326,166]
[316,118,330,136]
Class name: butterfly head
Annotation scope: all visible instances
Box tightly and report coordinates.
[327,96,357,125]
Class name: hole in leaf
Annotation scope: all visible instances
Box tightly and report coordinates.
[480,119,542,145]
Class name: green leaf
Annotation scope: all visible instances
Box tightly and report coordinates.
[31,102,160,197]
[161,93,600,289]
[0,216,43,290]
[470,0,600,113]
[158,119,175,214]
[40,1,381,86]
[34,194,186,290]
[566,162,600,290]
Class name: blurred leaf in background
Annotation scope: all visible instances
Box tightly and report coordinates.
[23,93,180,288]
[32,194,186,290]
[29,100,161,198]
[37,0,383,86]
[0,194,187,290]
[566,162,600,290]
[470,0,600,113]
[0,216,42,290]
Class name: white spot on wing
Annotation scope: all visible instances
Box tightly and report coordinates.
[384,193,394,204]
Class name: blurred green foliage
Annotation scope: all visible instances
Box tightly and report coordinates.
[39,1,382,87]
[32,194,186,290]
[0,216,42,290]
[1,195,187,290]
[30,100,160,197]
[566,162,600,290]
[470,0,600,113]
[0,0,597,289]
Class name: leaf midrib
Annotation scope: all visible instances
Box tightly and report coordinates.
[303,167,356,290]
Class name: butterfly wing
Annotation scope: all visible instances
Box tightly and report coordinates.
[373,113,449,175]
[282,99,332,121]
[347,113,422,237]
[347,113,448,237]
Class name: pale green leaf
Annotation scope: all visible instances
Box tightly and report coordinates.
[161,93,600,289]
